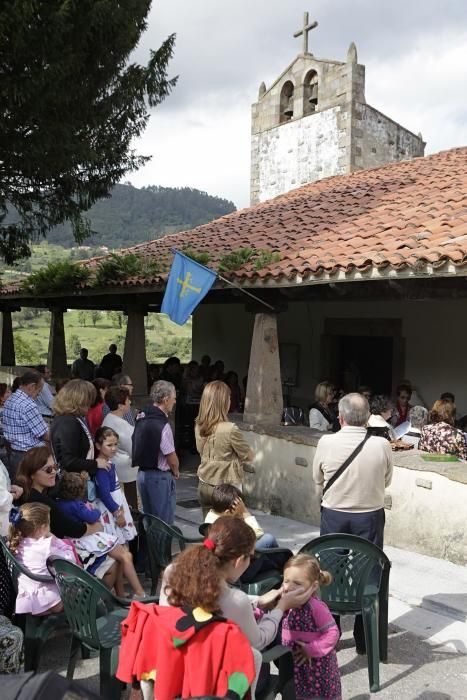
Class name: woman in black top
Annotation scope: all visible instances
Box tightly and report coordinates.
[16,446,102,539]
[50,379,110,477]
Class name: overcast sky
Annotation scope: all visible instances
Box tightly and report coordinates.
[127,0,467,209]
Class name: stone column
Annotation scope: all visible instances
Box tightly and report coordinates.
[243,313,283,424]
[47,308,68,378]
[123,307,148,401]
[0,310,16,366]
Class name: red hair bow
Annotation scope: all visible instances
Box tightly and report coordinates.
[203,538,216,551]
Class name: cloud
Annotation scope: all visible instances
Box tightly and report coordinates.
[366,30,467,153]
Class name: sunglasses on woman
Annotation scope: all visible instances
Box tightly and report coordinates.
[41,464,58,474]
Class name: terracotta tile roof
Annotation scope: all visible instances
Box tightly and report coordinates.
[3,146,467,296]
[84,146,466,288]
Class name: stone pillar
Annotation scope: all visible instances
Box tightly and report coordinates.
[47,308,68,378]
[243,313,283,424]
[0,310,16,366]
[123,308,148,401]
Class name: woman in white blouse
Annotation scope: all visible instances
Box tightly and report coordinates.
[102,386,138,510]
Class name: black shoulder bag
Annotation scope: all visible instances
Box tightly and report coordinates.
[321,431,371,510]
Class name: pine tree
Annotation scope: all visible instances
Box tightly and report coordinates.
[0,0,177,263]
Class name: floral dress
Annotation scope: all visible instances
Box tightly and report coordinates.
[282,597,341,700]
[418,422,467,460]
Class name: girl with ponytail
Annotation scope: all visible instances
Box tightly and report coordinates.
[160,517,313,696]
[281,553,342,699]
[8,503,76,616]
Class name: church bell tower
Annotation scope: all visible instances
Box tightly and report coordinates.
[250,12,425,205]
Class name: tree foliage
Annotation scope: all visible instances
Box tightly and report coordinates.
[46,184,236,249]
[0,1,177,263]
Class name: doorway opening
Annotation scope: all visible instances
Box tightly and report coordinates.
[320,318,404,397]
[337,335,393,394]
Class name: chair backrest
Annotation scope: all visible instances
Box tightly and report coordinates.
[0,536,53,594]
[298,534,391,613]
[47,556,121,649]
[142,513,187,570]
[199,522,209,538]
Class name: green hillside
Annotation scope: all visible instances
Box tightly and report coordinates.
[46,183,236,249]
[3,182,232,363]
[13,308,191,367]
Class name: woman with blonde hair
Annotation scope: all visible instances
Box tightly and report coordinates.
[50,379,111,478]
[195,381,253,518]
[309,381,338,432]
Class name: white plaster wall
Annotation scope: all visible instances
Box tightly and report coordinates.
[254,107,345,203]
[240,428,467,565]
[283,297,467,415]
[241,430,321,524]
[192,297,467,416]
[385,467,467,564]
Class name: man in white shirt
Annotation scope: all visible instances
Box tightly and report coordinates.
[313,392,393,654]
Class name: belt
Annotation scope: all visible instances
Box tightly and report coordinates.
[140,467,171,474]
[10,449,26,454]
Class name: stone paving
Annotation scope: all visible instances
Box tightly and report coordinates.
[38,468,467,699]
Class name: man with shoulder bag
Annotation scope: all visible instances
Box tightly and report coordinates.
[312,392,393,654]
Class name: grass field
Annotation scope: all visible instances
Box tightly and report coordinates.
[13,309,192,366]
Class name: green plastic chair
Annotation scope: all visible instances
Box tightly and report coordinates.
[46,556,155,699]
[298,533,391,692]
[199,522,287,596]
[0,537,70,672]
[142,513,203,595]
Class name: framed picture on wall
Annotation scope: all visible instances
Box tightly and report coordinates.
[279,343,300,387]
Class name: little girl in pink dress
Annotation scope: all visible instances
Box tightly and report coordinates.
[281,554,341,700]
[9,502,76,615]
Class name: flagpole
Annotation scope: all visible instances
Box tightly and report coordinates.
[216,272,276,312]
[170,248,276,312]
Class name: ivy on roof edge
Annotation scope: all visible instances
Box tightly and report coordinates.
[218,247,281,272]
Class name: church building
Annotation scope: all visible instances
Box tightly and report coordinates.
[250,12,425,205]
[0,14,466,566]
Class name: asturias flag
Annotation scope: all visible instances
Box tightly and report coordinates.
[161,251,217,325]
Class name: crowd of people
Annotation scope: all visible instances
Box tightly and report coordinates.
[0,353,350,698]
[309,380,467,459]
[1,348,465,697]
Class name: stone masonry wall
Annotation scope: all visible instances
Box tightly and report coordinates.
[354,104,425,170]
[251,106,347,204]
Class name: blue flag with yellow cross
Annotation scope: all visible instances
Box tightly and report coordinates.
[161,250,217,325]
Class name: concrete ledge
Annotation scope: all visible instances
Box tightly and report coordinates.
[233,418,467,565]
[232,416,467,485]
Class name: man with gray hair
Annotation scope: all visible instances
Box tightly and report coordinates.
[313,392,393,654]
[132,380,179,524]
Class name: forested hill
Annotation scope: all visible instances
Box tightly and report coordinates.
[47,183,236,249]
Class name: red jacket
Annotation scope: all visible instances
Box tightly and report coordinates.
[86,403,104,438]
[116,602,255,700]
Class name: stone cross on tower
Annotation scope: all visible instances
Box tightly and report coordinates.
[293,11,318,55]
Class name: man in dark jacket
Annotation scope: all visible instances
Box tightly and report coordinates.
[133,380,179,524]
[98,344,122,380]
